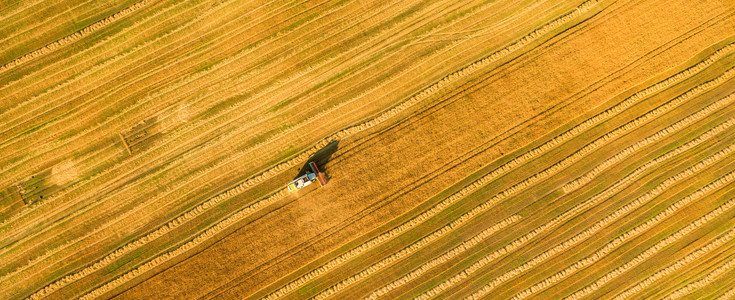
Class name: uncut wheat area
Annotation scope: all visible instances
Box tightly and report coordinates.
[1,0,735,299]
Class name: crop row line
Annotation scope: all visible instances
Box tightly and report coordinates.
[68,2,606,299]
[311,215,522,300]
[505,160,735,300]
[0,0,153,73]
[8,0,528,292]
[562,172,735,300]
[367,97,735,299]
[423,142,735,300]
[620,243,735,299]
[717,286,735,300]
[68,188,289,300]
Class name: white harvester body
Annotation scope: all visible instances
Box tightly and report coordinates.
[287,161,327,191]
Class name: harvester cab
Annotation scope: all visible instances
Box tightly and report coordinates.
[287,161,327,191]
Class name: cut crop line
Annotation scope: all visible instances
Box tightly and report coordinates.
[422,144,735,300]
[563,177,735,300]
[0,0,103,48]
[0,0,292,112]
[70,188,286,300]
[311,216,522,300]
[0,0,45,23]
[371,108,735,299]
[564,94,735,192]
[624,249,735,299]
[0,0,332,150]
[262,41,735,300]
[504,165,735,300]
[0,0,448,199]
[0,0,153,73]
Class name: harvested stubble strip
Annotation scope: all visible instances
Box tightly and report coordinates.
[621,246,735,299]
[563,175,735,300]
[0,0,153,73]
[264,50,735,300]
[370,106,735,300]
[420,145,735,300]
[565,91,735,193]
[505,165,735,300]
[311,216,522,300]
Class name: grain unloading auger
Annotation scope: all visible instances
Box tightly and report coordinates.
[287,161,327,191]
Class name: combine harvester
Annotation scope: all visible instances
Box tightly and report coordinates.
[287,161,327,191]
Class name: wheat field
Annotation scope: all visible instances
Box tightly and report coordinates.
[1,0,734,299]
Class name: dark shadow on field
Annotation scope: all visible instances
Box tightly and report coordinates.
[293,140,339,184]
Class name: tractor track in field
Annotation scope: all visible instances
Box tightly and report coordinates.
[0,0,154,73]
[254,40,735,300]
[17,2,602,298]
[417,142,735,300]
[411,67,735,295]
[561,179,735,300]
[619,242,735,299]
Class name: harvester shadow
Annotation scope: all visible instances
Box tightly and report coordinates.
[293,140,339,184]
